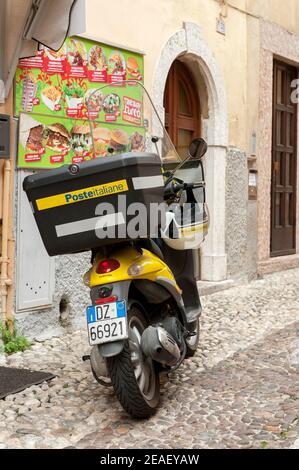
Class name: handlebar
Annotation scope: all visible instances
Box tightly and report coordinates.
[173,182,205,192]
[164,176,205,200]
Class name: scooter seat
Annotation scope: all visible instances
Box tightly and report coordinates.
[139,238,164,260]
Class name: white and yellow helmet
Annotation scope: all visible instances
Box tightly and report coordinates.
[161,202,209,250]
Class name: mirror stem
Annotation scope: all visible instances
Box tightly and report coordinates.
[168,154,192,179]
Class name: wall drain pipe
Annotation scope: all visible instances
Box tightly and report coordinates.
[0,159,14,334]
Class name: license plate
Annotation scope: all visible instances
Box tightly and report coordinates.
[86,301,128,346]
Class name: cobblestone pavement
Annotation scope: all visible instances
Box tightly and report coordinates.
[0,268,299,449]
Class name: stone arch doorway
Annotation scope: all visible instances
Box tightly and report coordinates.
[153,22,228,282]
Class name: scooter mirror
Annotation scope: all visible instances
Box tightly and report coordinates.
[188,138,208,160]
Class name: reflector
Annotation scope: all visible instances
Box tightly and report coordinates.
[95,296,118,305]
[96,259,120,274]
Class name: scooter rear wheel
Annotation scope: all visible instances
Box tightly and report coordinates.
[106,303,160,418]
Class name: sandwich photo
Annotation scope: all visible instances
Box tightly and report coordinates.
[108,51,125,74]
[71,124,92,154]
[68,39,87,67]
[26,125,45,152]
[20,115,45,152]
[109,129,129,152]
[130,131,145,152]
[93,127,112,156]
[89,45,107,70]
[126,57,142,79]
[45,123,71,152]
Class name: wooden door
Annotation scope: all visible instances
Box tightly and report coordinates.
[271,60,297,257]
[164,60,201,158]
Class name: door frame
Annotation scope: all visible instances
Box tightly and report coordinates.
[270,59,298,258]
[256,22,299,275]
[153,24,229,282]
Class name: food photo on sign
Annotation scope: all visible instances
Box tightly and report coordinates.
[15,36,144,120]
[18,112,146,168]
[15,35,145,169]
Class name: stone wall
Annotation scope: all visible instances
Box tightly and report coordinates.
[225,147,248,281]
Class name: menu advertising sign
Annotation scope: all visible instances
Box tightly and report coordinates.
[15,36,144,168]
[18,113,146,168]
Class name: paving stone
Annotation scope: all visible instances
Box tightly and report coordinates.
[1,268,299,448]
[291,438,299,449]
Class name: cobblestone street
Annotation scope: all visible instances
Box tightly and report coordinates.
[0,268,299,449]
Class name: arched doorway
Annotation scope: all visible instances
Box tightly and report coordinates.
[163,60,201,158]
[153,23,228,282]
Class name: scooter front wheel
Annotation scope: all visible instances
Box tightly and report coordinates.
[106,303,160,418]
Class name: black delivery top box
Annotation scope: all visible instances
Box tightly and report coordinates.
[23,153,164,256]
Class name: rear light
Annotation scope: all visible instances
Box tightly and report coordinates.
[96,259,120,274]
[95,296,118,305]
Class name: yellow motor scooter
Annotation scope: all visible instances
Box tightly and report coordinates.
[83,82,209,418]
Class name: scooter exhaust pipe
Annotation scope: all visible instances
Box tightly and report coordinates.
[141,326,181,367]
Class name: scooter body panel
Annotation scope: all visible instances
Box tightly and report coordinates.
[85,245,201,358]
[88,245,182,294]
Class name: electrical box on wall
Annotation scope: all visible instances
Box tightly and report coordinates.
[249,170,258,200]
[0,114,10,158]
[16,171,55,311]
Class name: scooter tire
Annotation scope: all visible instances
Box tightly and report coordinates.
[106,304,160,419]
